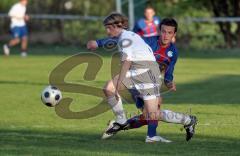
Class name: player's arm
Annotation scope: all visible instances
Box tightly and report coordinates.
[142,36,159,52]
[164,50,178,91]
[133,22,140,33]
[116,60,131,100]
[87,37,118,50]
[115,39,133,100]
[133,22,144,36]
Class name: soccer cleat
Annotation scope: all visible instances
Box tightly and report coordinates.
[3,44,10,56]
[21,52,27,57]
[101,120,129,140]
[184,115,197,141]
[145,135,172,143]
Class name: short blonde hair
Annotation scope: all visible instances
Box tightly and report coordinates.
[103,13,129,30]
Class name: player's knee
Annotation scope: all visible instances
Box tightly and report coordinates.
[14,38,20,44]
[22,37,28,42]
[103,81,115,96]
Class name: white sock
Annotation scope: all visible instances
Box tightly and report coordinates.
[107,96,127,124]
[160,110,191,126]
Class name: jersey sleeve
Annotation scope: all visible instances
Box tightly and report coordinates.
[142,36,159,52]
[96,37,118,48]
[133,20,144,36]
[164,48,178,84]
[120,39,133,61]
[133,22,140,33]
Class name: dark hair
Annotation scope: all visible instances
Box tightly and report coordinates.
[159,18,178,33]
[103,13,129,30]
[144,6,155,12]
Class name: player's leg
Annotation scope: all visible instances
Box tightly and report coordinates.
[102,75,130,139]
[143,97,171,143]
[127,96,197,141]
[20,26,28,57]
[116,94,197,141]
[143,98,159,140]
[103,74,127,125]
[3,27,20,56]
[21,36,28,57]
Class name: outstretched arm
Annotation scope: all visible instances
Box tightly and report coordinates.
[87,37,118,50]
[164,51,178,91]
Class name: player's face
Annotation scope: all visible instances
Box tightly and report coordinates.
[160,25,176,46]
[21,0,28,5]
[144,8,155,21]
[105,25,120,37]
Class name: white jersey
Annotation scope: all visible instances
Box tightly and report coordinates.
[118,30,156,62]
[8,2,26,28]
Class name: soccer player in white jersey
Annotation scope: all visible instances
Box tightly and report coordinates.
[3,0,29,57]
[93,13,171,143]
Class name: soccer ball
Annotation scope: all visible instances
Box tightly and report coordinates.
[41,86,62,107]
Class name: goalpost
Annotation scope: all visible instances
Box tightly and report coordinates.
[115,0,148,29]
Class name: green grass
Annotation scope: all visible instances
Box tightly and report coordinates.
[0,45,240,156]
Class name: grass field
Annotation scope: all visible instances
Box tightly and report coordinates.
[0,45,240,156]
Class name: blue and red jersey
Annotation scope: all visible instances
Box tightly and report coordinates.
[133,16,160,37]
[152,39,178,84]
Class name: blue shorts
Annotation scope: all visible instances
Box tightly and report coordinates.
[11,26,28,39]
[128,89,144,109]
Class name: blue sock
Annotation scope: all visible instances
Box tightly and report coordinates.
[147,120,158,137]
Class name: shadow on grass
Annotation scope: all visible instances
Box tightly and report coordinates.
[0,75,239,105]
[164,75,240,105]
[0,129,239,156]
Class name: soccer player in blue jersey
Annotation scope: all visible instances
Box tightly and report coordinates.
[87,18,197,142]
[133,6,160,37]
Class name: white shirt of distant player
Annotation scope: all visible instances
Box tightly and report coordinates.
[118,30,156,62]
[8,2,26,28]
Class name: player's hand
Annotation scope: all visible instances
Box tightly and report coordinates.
[87,40,98,51]
[166,82,176,92]
[24,15,30,21]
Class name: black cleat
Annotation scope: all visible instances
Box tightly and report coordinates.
[102,120,129,139]
[184,115,197,141]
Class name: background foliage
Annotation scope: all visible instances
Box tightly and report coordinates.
[0,0,240,48]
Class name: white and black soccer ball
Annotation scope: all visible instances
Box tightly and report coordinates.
[41,86,62,107]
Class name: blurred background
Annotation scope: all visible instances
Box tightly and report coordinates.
[0,0,240,49]
[0,1,240,155]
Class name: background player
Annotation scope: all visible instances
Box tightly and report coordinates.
[133,6,160,38]
[3,0,29,57]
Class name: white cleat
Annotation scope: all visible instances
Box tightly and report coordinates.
[3,44,10,56]
[102,120,116,140]
[21,52,27,57]
[145,135,172,143]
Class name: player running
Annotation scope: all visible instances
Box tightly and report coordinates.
[3,0,29,57]
[93,12,169,143]
[87,18,197,142]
